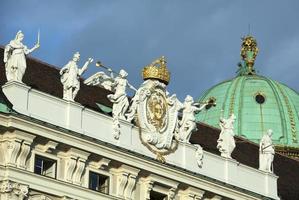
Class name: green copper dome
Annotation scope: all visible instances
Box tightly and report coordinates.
[196,36,299,148]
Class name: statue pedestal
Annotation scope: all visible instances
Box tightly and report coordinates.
[2,81,31,115]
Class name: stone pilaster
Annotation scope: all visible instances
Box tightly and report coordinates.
[59,148,90,185]
[178,187,205,200]
[0,129,35,170]
[72,158,86,185]
[138,174,179,200]
[168,187,177,200]
[139,180,154,200]
[110,164,140,199]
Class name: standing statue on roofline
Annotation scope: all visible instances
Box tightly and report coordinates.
[259,129,275,173]
[217,114,236,159]
[3,30,40,83]
[60,52,93,101]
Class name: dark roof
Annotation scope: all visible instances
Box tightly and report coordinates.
[1,47,299,200]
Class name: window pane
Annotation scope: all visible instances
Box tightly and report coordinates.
[89,172,109,194]
[89,172,99,190]
[34,157,43,175]
[150,191,167,200]
[34,155,56,178]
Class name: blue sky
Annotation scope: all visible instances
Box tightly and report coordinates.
[1,0,299,100]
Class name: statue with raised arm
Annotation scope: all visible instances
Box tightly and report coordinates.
[107,69,136,139]
[259,129,275,173]
[3,30,40,82]
[177,95,211,143]
[217,114,236,158]
[60,52,93,101]
[108,69,136,120]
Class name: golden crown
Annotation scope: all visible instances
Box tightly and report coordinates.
[142,56,170,85]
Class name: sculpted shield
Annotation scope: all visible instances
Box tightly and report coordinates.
[130,56,179,159]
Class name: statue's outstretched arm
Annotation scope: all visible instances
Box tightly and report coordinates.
[25,43,40,55]
[127,81,137,92]
[79,58,93,76]
[196,102,208,111]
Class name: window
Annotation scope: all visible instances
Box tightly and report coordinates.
[89,171,109,194]
[255,92,266,104]
[150,191,167,200]
[34,155,57,178]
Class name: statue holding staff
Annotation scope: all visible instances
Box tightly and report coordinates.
[259,129,275,173]
[3,30,40,82]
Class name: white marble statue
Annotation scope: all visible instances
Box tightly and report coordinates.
[108,69,136,120]
[177,95,209,143]
[3,30,40,82]
[60,52,93,101]
[107,69,136,139]
[259,129,275,173]
[125,91,140,123]
[194,144,204,168]
[217,114,236,159]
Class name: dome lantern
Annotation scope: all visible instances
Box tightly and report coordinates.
[238,35,259,76]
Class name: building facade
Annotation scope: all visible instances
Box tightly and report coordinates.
[0,34,299,200]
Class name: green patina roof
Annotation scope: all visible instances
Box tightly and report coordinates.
[0,90,12,114]
[196,73,299,148]
[96,103,112,114]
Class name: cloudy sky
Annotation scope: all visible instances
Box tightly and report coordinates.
[1,0,299,100]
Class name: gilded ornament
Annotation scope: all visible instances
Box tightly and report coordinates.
[146,91,167,131]
[240,36,259,74]
[142,56,170,85]
[275,83,297,143]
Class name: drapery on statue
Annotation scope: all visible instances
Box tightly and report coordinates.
[60,52,93,101]
[259,129,275,173]
[3,30,40,82]
[107,69,136,139]
[108,69,136,120]
[177,95,214,143]
[217,114,236,159]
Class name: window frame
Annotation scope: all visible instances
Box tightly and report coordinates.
[88,171,110,194]
[33,153,58,179]
[85,167,112,194]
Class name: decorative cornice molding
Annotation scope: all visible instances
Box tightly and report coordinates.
[0,180,29,200]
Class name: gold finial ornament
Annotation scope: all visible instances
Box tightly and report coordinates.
[142,56,170,85]
[240,36,259,74]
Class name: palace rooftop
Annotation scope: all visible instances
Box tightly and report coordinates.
[0,46,299,199]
